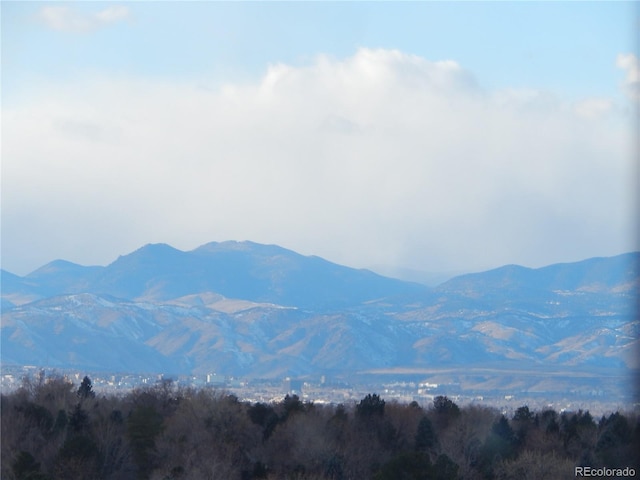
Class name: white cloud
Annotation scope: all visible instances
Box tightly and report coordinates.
[574,98,613,119]
[94,6,130,24]
[616,53,640,101]
[2,49,636,275]
[36,5,130,33]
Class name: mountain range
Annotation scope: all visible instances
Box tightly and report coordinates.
[1,241,638,396]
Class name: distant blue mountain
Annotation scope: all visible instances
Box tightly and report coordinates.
[5,241,427,309]
[1,243,638,389]
[1,269,29,293]
[25,260,104,297]
[438,252,639,296]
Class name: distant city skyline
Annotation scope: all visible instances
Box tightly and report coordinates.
[2,1,638,276]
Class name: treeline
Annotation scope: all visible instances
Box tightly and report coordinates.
[1,375,638,480]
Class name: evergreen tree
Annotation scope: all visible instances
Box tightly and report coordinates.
[596,412,632,467]
[127,404,164,479]
[415,416,437,452]
[492,415,515,445]
[282,394,304,419]
[432,454,459,480]
[248,402,279,440]
[356,394,385,418]
[69,403,90,433]
[513,405,534,422]
[77,376,95,400]
[433,396,460,417]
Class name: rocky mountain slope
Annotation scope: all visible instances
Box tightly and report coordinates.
[1,243,638,383]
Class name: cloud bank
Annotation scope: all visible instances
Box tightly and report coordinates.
[36,5,130,33]
[616,53,640,102]
[2,49,636,275]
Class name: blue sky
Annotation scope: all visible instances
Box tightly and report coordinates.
[4,2,635,99]
[2,1,639,276]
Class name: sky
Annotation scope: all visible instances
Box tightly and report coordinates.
[2,1,639,277]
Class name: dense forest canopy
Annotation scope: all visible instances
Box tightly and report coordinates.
[2,375,638,480]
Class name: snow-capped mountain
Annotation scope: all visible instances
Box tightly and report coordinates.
[1,243,638,384]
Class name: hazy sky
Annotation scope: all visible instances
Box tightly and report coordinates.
[2,1,638,276]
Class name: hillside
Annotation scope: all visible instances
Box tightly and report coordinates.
[1,243,638,395]
[4,241,425,309]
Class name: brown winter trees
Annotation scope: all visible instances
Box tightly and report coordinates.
[2,375,638,480]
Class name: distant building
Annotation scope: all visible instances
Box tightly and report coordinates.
[283,377,303,395]
[206,373,225,386]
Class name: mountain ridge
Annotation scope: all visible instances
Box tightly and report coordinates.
[1,242,638,390]
[3,241,427,309]
[6,244,637,292]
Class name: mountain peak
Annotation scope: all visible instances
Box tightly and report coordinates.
[192,240,296,257]
[108,243,186,266]
[130,242,183,256]
[26,259,88,279]
[437,252,640,296]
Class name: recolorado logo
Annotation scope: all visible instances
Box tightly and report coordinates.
[575,466,636,477]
